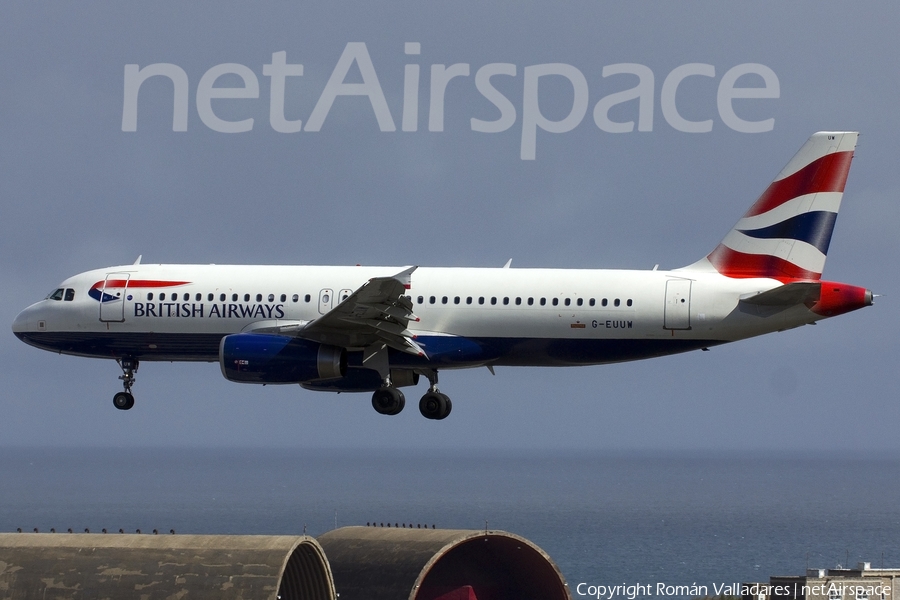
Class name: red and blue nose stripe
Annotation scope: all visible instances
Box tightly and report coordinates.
[88,280,190,302]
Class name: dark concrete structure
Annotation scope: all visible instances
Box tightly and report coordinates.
[317,526,571,600]
[0,533,334,600]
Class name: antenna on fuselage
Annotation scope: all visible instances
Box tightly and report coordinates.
[503,259,512,268]
[133,255,142,265]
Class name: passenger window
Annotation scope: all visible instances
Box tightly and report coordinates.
[147,292,154,301]
[220,293,226,301]
[589,298,595,306]
[256,294,262,302]
[417,296,424,304]
[528,297,534,306]
[478,297,485,305]
[160,293,166,301]
[442,296,448,304]
[466,297,473,305]
[47,288,65,301]
[503,297,509,305]
[184,293,190,301]
[454,296,460,304]
[206,293,213,301]
[491,297,497,305]
[304,294,311,302]
[429,296,436,304]
[627,299,633,307]
[540,298,546,306]
[564,298,571,306]
[292,294,299,302]
[232,294,238,301]
[244,294,250,302]
[280,294,286,302]
[577,298,583,306]
[614,298,621,307]
[515,297,521,305]
[602,298,608,307]
[552,298,559,306]
[267,294,274,302]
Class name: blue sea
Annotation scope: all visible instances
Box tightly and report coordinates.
[1,448,898,597]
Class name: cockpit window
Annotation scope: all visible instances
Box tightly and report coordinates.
[47,288,64,301]
[64,288,75,301]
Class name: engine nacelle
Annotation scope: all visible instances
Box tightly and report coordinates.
[301,368,419,392]
[219,333,346,384]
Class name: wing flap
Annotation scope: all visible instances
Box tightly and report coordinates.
[294,266,425,356]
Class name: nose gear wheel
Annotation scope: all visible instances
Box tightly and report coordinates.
[113,357,138,411]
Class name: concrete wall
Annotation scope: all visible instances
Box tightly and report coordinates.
[318,526,571,600]
[0,527,570,600]
[0,533,334,600]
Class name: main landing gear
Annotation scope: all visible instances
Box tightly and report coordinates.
[370,370,452,420]
[371,386,405,416]
[112,357,138,411]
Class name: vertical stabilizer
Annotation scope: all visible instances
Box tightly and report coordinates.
[683,132,858,281]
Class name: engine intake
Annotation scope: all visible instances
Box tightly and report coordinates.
[220,333,346,384]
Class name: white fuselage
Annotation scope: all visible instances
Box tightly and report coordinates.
[13,263,809,368]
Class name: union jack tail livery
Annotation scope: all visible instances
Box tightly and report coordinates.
[688,131,858,281]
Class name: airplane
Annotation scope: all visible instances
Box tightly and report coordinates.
[12,132,873,420]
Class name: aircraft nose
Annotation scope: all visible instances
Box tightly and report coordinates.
[12,304,39,339]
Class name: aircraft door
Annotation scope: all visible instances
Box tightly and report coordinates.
[664,278,691,330]
[318,289,334,315]
[99,272,131,323]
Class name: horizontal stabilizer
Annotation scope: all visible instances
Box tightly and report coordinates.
[740,282,820,307]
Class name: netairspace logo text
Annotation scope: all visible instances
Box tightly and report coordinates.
[122,42,780,160]
[576,582,893,600]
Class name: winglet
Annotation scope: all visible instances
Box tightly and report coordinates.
[393,266,418,290]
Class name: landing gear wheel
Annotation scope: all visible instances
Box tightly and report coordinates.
[113,357,139,411]
[113,392,135,411]
[419,391,452,420]
[371,387,405,416]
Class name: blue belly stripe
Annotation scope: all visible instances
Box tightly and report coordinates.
[16,331,724,368]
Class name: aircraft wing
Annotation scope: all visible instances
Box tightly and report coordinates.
[293,266,426,356]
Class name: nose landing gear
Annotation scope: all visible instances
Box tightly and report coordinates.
[113,357,138,411]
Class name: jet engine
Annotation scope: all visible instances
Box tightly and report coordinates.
[219,333,346,384]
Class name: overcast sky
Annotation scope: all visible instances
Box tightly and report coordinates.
[1,2,897,451]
